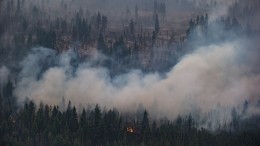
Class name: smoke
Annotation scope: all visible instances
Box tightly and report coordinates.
[0,0,259,131]
[207,0,236,22]
[13,37,260,125]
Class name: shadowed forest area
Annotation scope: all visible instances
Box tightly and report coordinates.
[1,100,260,146]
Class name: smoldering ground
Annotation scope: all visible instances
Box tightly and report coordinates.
[10,36,260,128]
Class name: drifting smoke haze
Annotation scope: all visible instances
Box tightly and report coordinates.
[0,0,260,130]
[13,36,260,128]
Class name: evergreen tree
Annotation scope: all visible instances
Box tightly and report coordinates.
[141,110,150,144]
[101,15,108,33]
[135,4,139,22]
[129,19,135,35]
[96,12,101,29]
[97,33,107,54]
[154,14,160,35]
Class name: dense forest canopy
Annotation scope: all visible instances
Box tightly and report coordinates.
[0,0,260,145]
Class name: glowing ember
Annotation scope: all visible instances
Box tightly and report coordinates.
[127,127,135,133]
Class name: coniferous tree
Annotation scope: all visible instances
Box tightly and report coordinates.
[154,14,160,35]
[97,33,107,54]
[135,4,139,22]
[141,110,150,144]
[129,19,135,35]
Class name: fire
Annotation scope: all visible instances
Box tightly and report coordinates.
[127,127,135,133]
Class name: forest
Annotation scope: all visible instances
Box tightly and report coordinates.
[0,0,260,145]
[0,99,259,146]
[1,0,257,73]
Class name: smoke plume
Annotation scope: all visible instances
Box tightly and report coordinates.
[0,0,259,131]
[13,37,260,125]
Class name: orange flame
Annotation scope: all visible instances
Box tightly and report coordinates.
[127,127,135,133]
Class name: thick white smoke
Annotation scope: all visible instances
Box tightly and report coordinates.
[14,38,260,124]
